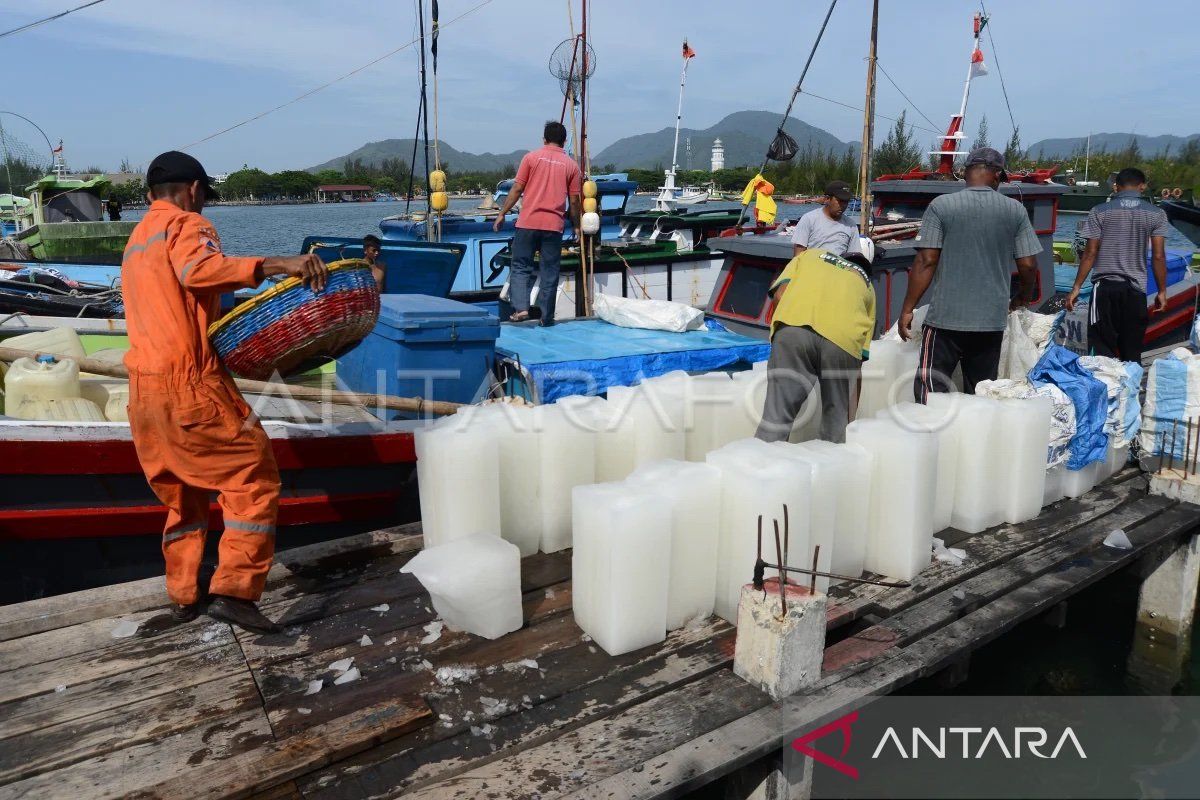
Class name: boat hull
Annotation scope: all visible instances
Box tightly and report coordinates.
[1162,200,1200,247]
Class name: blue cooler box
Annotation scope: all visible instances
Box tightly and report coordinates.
[337,294,500,420]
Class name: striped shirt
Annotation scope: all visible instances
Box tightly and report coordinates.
[1077,190,1171,292]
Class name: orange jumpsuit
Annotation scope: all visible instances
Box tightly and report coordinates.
[121,199,281,605]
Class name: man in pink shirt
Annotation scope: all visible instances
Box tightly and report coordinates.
[492,121,582,324]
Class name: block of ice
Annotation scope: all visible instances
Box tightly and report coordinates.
[845,418,936,580]
[464,404,542,556]
[724,371,768,444]
[767,442,837,592]
[857,339,919,419]
[414,412,501,549]
[627,459,722,629]
[607,383,686,468]
[799,440,873,579]
[558,395,631,483]
[995,396,1053,524]
[571,482,672,655]
[706,439,813,622]
[925,393,1004,533]
[1043,465,1067,507]
[400,533,523,639]
[686,372,735,461]
[877,401,958,533]
[1061,461,1102,498]
[533,404,596,553]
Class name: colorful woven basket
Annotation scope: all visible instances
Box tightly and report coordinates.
[208,259,380,380]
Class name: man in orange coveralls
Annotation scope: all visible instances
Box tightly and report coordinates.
[122,151,328,634]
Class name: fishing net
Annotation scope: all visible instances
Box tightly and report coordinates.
[0,114,54,195]
[767,128,799,162]
[549,36,596,104]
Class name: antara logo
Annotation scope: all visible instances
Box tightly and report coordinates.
[792,712,1087,778]
[871,726,1087,760]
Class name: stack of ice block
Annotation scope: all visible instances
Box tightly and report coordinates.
[845,417,936,580]
[627,459,723,629]
[725,370,768,443]
[800,440,872,579]
[533,404,596,553]
[687,372,736,461]
[607,383,686,468]
[706,439,813,623]
[877,401,961,533]
[996,396,1054,524]
[414,413,501,549]
[571,482,673,655]
[466,404,542,556]
[925,393,1005,533]
[768,441,837,592]
[857,339,920,419]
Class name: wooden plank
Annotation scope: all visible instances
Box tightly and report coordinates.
[301,621,734,800]
[0,670,261,785]
[576,501,1200,800]
[239,553,571,669]
[0,526,421,642]
[262,585,576,737]
[0,641,245,742]
[0,619,237,705]
[0,706,275,800]
[824,495,1173,671]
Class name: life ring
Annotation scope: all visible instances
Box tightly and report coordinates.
[1161,188,1171,199]
[1173,187,1183,199]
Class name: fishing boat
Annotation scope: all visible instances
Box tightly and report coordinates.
[1161,197,1200,247]
[377,173,636,302]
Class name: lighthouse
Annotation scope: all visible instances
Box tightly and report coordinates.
[710,138,725,172]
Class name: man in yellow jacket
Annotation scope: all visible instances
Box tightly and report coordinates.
[754,243,877,443]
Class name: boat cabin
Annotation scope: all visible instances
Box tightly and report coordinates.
[705,179,1065,340]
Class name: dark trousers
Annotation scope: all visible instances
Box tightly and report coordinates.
[913,324,1003,402]
[755,325,860,444]
[509,227,563,323]
[1088,278,1147,362]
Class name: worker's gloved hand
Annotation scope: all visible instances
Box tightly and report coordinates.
[263,255,329,293]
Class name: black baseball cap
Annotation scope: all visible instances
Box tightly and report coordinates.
[964,147,1008,181]
[146,150,220,200]
[824,180,854,202]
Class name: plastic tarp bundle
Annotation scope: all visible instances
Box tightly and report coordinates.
[1028,345,1110,469]
[1139,348,1200,459]
[976,378,1076,468]
[496,318,770,403]
[592,293,705,333]
[1078,355,1143,445]
[998,309,1062,381]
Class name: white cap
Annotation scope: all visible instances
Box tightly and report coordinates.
[858,236,875,263]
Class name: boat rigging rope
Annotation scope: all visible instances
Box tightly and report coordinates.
[979,0,1018,138]
[734,0,839,229]
[875,61,939,132]
[797,90,941,136]
[178,0,495,153]
[0,0,107,40]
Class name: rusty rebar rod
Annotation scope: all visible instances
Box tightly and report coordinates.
[773,519,787,616]
[753,560,910,589]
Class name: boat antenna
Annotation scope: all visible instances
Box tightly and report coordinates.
[857,0,879,236]
[733,0,838,229]
[430,0,443,241]
[654,39,695,213]
[931,12,988,176]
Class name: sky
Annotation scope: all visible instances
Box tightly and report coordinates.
[2,0,1197,174]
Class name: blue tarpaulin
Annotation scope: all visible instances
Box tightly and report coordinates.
[1029,344,1110,469]
[496,318,771,403]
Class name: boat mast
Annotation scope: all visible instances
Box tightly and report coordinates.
[655,41,692,212]
[933,14,986,175]
[856,0,879,236]
[1084,132,1091,183]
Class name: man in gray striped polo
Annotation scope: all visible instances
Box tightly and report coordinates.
[1065,167,1170,361]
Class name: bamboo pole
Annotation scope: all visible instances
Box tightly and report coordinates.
[0,347,463,417]
[857,0,879,236]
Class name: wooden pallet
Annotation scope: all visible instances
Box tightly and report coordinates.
[0,470,1196,799]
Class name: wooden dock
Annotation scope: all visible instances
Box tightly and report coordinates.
[1,469,1197,799]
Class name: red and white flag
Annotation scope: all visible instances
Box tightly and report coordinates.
[682,40,696,59]
[970,47,988,79]
[52,141,63,154]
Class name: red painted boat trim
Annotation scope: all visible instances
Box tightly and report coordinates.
[0,490,402,540]
[0,431,416,476]
[1146,287,1199,341]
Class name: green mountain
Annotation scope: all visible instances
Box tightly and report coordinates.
[591,110,856,170]
[306,139,528,175]
[1027,133,1200,160]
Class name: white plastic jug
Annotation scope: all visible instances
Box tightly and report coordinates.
[3,327,86,361]
[5,355,81,414]
[13,396,105,422]
[104,385,131,422]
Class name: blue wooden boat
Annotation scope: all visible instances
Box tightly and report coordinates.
[377,173,637,300]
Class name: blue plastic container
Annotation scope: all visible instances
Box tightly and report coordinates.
[336,294,500,420]
[1146,250,1190,295]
